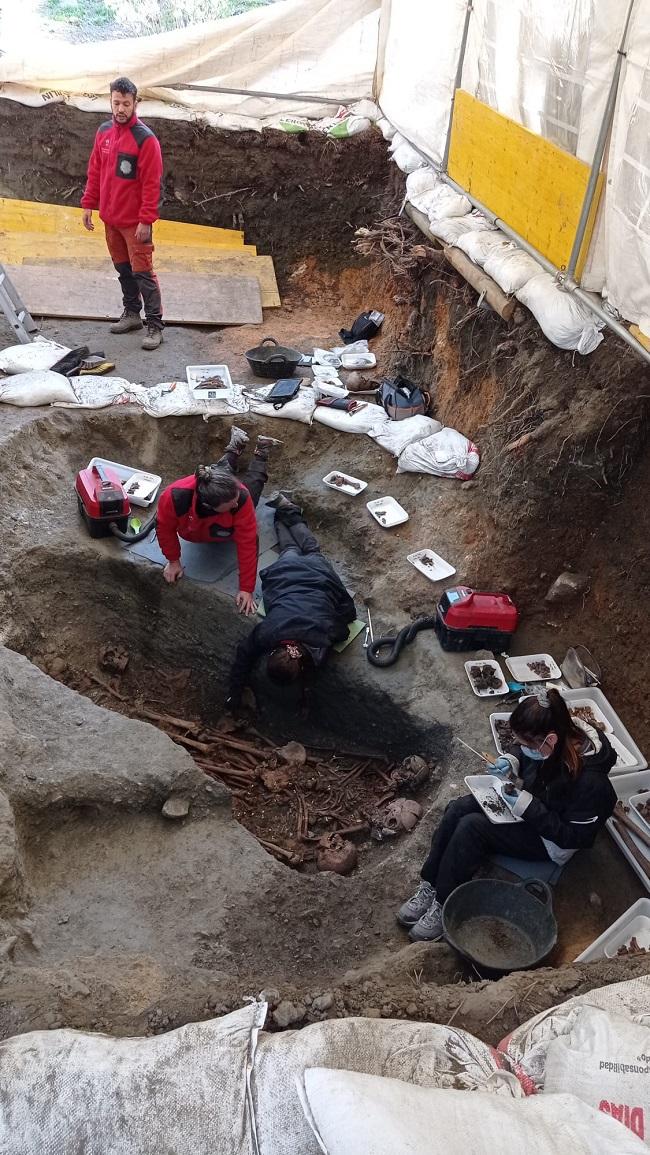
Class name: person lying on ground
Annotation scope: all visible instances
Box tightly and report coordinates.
[226,494,357,709]
[397,687,616,942]
[81,76,165,351]
[155,427,281,614]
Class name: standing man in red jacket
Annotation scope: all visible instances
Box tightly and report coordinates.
[81,77,164,351]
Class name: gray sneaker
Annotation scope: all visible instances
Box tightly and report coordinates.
[142,325,163,351]
[226,426,250,454]
[110,310,142,334]
[409,897,444,942]
[397,881,436,927]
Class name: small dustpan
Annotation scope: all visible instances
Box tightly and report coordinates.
[561,646,601,689]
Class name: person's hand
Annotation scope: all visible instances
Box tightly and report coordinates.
[163,560,184,584]
[492,756,514,780]
[500,782,520,808]
[135,222,152,243]
[82,209,94,232]
[236,591,258,615]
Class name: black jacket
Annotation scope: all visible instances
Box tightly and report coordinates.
[503,724,617,850]
[228,551,356,700]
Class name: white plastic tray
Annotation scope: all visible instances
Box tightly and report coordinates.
[366,496,409,528]
[560,687,646,773]
[607,769,650,894]
[464,775,521,824]
[564,697,613,734]
[505,653,562,682]
[575,897,650,961]
[322,470,367,496]
[185,363,233,398]
[464,659,509,698]
[629,791,650,835]
[407,549,456,583]
[87,458,161,509]
[490,712,514,755]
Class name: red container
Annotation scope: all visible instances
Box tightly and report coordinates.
[435,586,518,651]
[75,463,130,537]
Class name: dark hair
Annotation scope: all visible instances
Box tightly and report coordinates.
[266,645,308,686]
[110,77,138,98]
[195,464,239,509]
[509,688,586,777]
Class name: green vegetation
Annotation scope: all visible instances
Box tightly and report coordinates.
[41,0,278,37]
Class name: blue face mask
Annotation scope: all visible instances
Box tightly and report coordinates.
[521,746,546,761]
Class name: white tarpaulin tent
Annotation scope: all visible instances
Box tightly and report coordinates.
[1,0,650,341]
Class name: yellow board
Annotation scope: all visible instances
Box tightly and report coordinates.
[14,248,281,309]
[0,198,250,250]
[448,91,602,280]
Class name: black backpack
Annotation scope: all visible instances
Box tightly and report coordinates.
[339,310,385,344]
[376,375,430,421]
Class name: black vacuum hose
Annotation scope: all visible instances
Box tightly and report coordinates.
[109,516,157,543]
[366,615,438,668]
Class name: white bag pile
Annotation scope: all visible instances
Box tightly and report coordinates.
[56,376,139,409]
[0,370,77,406]
[516,273,605,355]
[0,340,70,374]
[367,414,442,458]
[245,383,319,424]
[397,426,480,479]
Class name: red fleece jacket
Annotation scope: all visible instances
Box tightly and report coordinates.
[156,476,258,593]
[81,114,163,227]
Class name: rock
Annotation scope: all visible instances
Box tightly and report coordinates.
[162,796,190,820]
[316,833,358,876]
[364,1008,381,1018]
[406,1003,418,1017]
[273,1000,306,1028]
[47,657,67,679]
[259,987,280,1008]
[545,571,590,604]
[460,480,478,491]
[312,992,334,1012]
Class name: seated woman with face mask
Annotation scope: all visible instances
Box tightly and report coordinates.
[396,688,617,943]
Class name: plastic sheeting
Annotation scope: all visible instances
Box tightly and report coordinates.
[0,0,380,126]
[378,0,650,334]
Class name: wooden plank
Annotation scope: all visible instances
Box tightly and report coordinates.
[2,238,280,307]
[0,198,249,249]
[448,90,602,280]
[7,265,263,326]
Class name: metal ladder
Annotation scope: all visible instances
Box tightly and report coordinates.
[0,264,38,344]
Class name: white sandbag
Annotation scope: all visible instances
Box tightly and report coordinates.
[297,1070,646,1155]
[498,976,650,1094]
[483,245,543,295]
[332,341,369,355]
[543,1008,650,1145]
[0,369,76,406]
[313,401,386,434]
[455,230,512,268]
[377,117,397,141]
[427,216,477,245]
[405,168,442,215]
[134,380,248,419]
[311,365,342,381]
[55,376,138,409]
[388,131,406,154]
[253,1016,509,1155]
[516,273,605,354]
[0,1003,264,1154]
[0,340,69,374]
[368,414,442,458]
[425,183,472,221]
[397,427,480,479]
[246,384,318,424]
[392,142,426,173]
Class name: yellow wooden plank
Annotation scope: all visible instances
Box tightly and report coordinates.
[0,230,255,264]
[629,324,650,351]
[16,248,281,308]
[448,91,602,280]
[0,198,249,249]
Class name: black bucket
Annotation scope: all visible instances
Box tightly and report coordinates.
[442,878,557,977]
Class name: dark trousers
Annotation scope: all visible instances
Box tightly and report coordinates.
[420,795,549,903]
[213,449,268,507]
[104,223,163,329]
[275,506,321,556]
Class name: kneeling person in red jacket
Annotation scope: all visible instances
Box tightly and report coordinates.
[81,76,164,351]
[156,428,280,615]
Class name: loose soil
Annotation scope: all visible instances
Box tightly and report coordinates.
[0,102,650,1045]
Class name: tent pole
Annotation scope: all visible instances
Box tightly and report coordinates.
[441,0,474,172]
[565,0,637,282]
